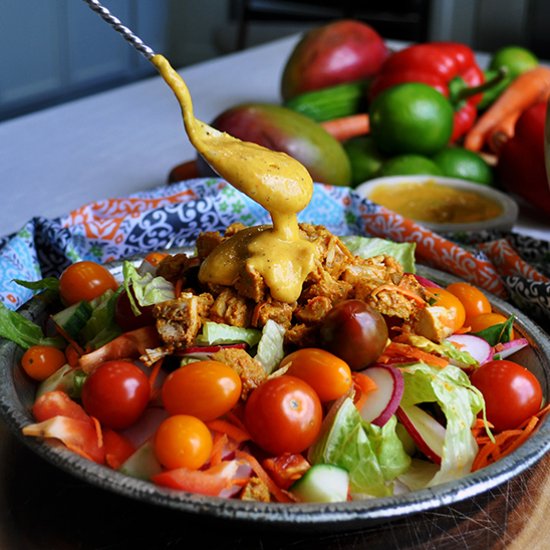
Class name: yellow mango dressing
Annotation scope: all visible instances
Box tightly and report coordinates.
[151,55,317,303]
[369,179,503,224]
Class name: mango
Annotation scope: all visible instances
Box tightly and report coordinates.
[198,103,351,186]
[281,20,388,101]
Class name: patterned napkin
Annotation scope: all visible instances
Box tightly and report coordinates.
[1,178,549,326]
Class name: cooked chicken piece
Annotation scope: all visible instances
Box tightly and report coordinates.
[301,263,352,304]
[209,288,253,327]
[284,323,319,348]
[251,299,294,329]
[235,263,267,303]
[153,292,213,348]
[294,295,333,324]
[156,253,199,284]
[409,306,456,342]
[240,476,271,502]
[211,347,267,398]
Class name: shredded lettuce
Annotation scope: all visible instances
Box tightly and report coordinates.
[122,261,175,316]
[340,236,416,273]
[254,320,286,374]
[405,334,478,369]
[195,322,261,347]
[308,398,410,498]
[0,302,64,349]
[399,362,485,487]
[80,288,123,349]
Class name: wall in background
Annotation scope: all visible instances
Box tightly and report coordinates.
[1,0,549,122]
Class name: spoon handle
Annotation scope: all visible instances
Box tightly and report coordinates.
[81,0,156,60]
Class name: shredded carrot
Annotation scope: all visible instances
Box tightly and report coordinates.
[370,284,426,306]
[472,409,545,471]
[235,450,294,503]
[535,402,550,419]
[379,341,448,368]
[321,113,370,141]
[464,66,550,152]
[353,372,378,411]
[206,419,251,444]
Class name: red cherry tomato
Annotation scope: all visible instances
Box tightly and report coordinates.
[446,282,491,324]
[59,261,118,305]
[21,345,66,381]
[280,348,352,402]
[471,359,543,431]
[81,361,150,429]
[244,375,322,455]
[154,414,213,470]
[161,361,242,421]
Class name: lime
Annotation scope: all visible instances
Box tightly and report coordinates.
[377,154,442,177]
[369,83,454,156]
[343,136,387,186]
[489,46,538,79]
[432,147,494,185]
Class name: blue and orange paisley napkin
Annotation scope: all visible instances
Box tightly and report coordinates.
[1,178,549,326]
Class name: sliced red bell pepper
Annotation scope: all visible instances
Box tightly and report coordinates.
[369,42,486,142]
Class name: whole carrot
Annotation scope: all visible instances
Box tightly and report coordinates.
[463,65,550,152]
[321,113,370,141]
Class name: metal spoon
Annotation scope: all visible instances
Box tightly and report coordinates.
[81,0,155,60]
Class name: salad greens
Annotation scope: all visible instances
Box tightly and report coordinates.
[399,362,485,486]
[340,236,416,273]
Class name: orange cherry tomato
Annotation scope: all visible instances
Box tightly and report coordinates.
[446,282,491,324]
[280,348,352,402]
[21,345,66,381]
[154,414,213,470]
[59,261,118,305]
[244,375,322,455]
[161,361,242,421]
[429,287,466,332]
[468,312,515,339]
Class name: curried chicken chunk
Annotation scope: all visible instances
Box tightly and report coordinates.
[240,476,271,502]
[212,347,267,398]
[153,292,213,348]
[209,288,253,327]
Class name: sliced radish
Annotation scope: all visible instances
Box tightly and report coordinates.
[413,274,442,289]
[396,405,446,465]
[445,334,493,365]
[493,338,529,359]
[357,365,404,427]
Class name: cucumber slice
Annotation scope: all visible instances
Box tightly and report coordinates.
[290,464,349,503]
[51,301,93,340]
[119,441,162,480]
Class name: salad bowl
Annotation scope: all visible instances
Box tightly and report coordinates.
[0,259,549,533]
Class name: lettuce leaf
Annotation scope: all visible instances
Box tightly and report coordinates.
[341,236,416,273]
[254,320,285,374]
[308,398,410,498]
[80,288,123,349]
[399,362,485,486]
[0,302,64,349]
[195,322,261,347]
[122,261,175,315]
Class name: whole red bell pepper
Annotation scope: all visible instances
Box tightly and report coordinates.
[497,101,550,216]
[369,42,485,142]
